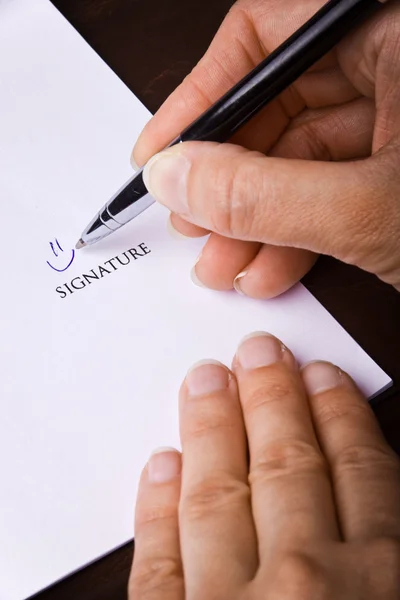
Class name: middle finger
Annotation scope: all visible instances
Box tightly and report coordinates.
[234,333,340,563]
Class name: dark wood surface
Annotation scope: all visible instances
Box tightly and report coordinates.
[34,1,400,598]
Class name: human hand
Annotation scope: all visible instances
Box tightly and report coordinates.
[132,0,400,298]
[129,332,400,599]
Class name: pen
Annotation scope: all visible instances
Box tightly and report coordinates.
[76,0,387,249]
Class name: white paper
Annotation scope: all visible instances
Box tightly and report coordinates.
[0,1,391,598]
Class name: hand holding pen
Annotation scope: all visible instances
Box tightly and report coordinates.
[128,0,400,299]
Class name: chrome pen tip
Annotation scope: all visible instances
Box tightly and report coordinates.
[75,238,86,250]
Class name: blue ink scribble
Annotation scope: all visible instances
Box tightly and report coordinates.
[47,239,75,272]
[49,238,63,258]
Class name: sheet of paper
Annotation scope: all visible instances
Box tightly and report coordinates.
[0,1,391,598]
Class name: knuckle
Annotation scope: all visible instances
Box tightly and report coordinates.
[283,121,333,161]
[183,416,235,442]
[333,443,399,476]
[129,556,182,598]
[204,151,263,239]
[227,1,256,24]
[135,504,177,530]
[274,552,329,598]
[250,439,326,485]
[313,398,370,428]
[182,399,241,442]
[205,157,238,235]
[244,378,295,413]
[178,67,215,114]
[180,475,249,522]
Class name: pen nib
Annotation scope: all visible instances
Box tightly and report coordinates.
[75,239,86,250]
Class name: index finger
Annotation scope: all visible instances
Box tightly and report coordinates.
[132,6,265,166]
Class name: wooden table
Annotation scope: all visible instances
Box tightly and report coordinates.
[35,1,400,598]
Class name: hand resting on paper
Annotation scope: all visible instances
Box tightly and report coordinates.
[132,0,400,297]
[129,333,400,599]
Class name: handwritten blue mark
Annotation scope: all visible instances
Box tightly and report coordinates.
[47,239,75,272]
[49,238,63,258]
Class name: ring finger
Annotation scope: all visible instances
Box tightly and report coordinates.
[233,332,340,563]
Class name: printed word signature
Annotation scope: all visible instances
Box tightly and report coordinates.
[55,243,151,299]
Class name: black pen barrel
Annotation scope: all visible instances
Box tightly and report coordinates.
[180,0,381,144]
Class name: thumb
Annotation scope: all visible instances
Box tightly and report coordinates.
[143,141,399,279]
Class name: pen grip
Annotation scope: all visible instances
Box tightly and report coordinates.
[180,0,381,144]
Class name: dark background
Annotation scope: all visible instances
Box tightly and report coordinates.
[32,0,400,598]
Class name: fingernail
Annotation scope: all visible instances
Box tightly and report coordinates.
[237,332,285,370]
[167,215,191,240]
[301,361,343,395]
[190,251,206,288]
[148,447,181,483]
[190,265,206,288]
[143,150,190,214]
[233,271,248,295]
[186,359,230,396]
[130,154,140,171]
